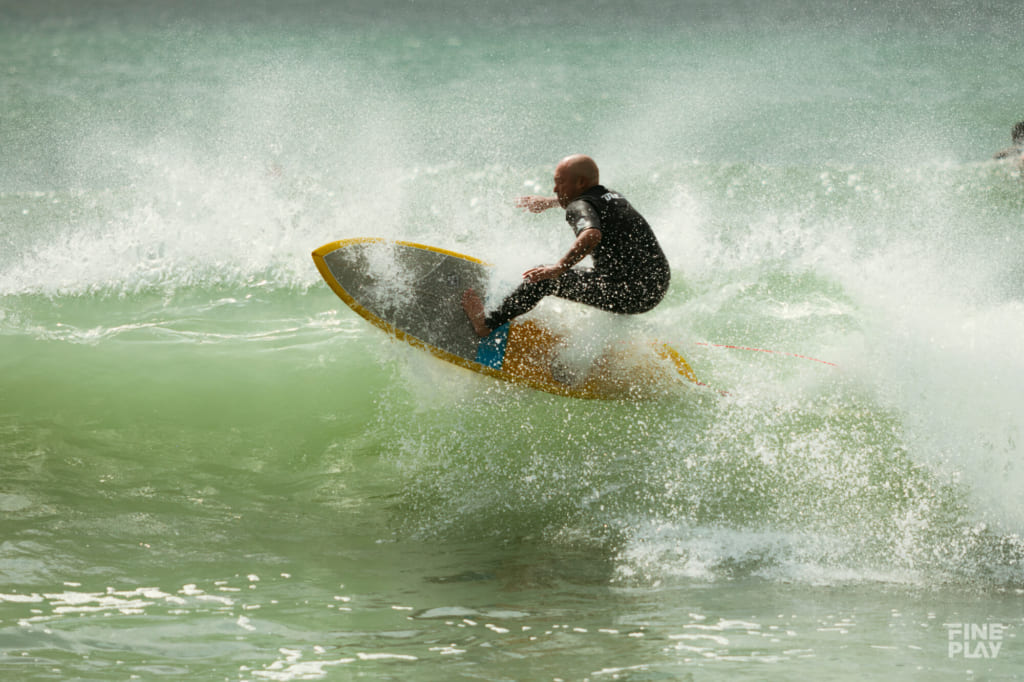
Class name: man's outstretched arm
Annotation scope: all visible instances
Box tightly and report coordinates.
[515,195,560,213]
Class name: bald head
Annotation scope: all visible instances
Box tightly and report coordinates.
[553,154,600,208]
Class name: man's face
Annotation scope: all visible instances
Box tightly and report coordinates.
[553,164,578,208]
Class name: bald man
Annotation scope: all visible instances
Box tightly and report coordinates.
[463,155,670,337]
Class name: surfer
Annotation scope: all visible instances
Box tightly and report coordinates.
[993,120,1024,165]
[462,154,670,337]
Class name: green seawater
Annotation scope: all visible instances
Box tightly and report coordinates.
[3,1,1024,679]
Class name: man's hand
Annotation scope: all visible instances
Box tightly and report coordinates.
[522,264,566,283]
[515,196,559,213]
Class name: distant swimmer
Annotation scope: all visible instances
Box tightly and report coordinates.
[462,154,670,338]
[993,120,1024,165]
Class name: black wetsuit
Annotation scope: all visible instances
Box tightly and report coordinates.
[484,185,670,330]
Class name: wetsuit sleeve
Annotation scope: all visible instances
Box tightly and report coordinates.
[564,199,602,237]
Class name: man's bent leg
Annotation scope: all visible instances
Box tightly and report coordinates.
[553,270,667,314]
[482,270,622,331]
[468,269,667,338]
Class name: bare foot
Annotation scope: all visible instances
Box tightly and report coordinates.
[461,288,492,338]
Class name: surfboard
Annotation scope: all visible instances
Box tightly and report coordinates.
[312,238,702,399]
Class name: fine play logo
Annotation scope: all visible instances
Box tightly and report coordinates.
[946,623,1006,659]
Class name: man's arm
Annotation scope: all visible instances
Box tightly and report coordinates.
[515,195,560,213]
[523,228,602,283]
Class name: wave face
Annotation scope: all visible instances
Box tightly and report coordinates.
[5,157,1024,587]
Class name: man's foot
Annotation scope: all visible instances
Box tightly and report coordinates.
[461,289,492,338]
